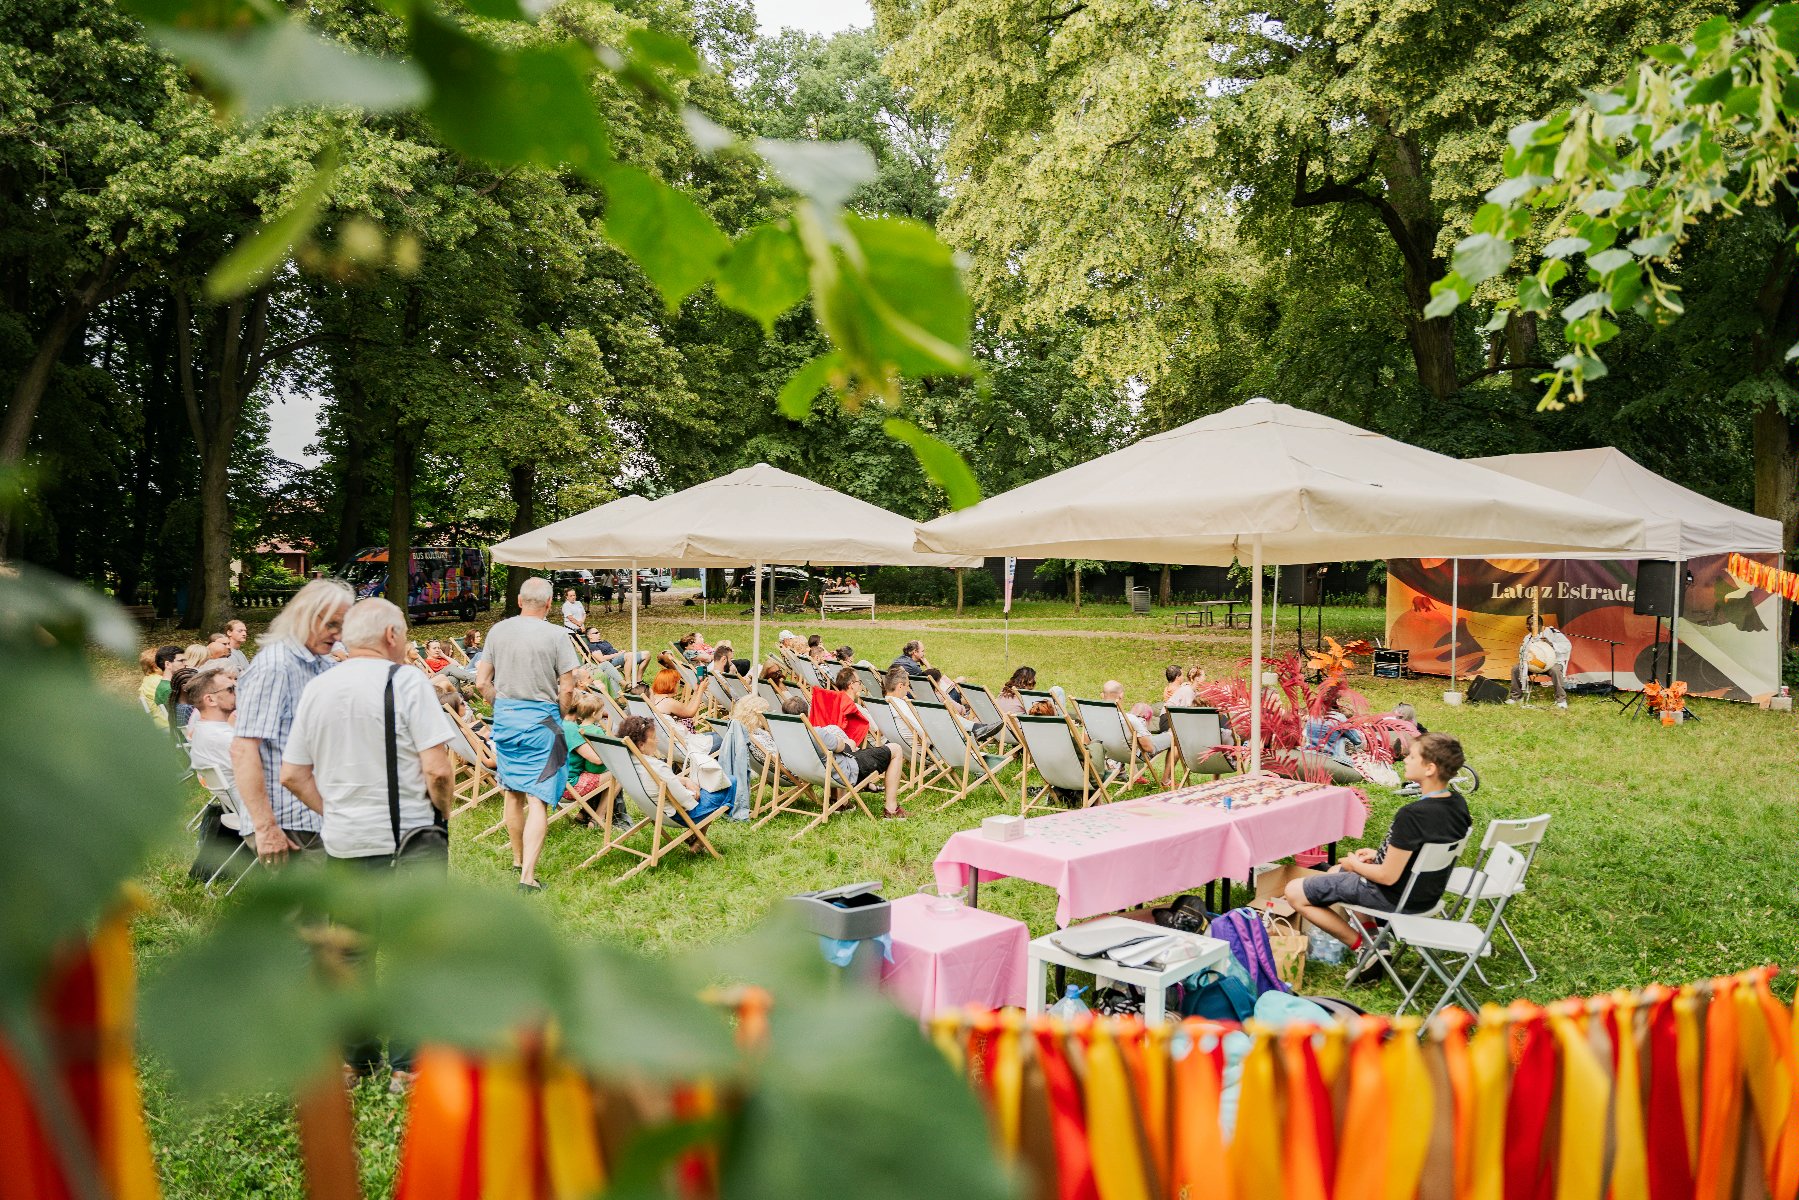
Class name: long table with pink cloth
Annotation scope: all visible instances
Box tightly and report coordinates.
[932,778,1369,927]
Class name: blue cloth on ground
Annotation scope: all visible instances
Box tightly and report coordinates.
[492,698,567,807]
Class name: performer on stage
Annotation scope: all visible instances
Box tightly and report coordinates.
[1507,613,1572,709]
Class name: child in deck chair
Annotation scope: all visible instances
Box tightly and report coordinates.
[1284,732,1471,950]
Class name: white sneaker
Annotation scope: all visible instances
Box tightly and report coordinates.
[1504,698,1517,706]
[1555,700,1568,710]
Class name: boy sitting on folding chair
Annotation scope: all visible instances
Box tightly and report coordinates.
[1284,732,1472,951]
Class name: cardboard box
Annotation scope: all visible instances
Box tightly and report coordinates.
[1252,863,1322,908]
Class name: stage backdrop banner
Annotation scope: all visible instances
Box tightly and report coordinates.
[1386,554,1780,703]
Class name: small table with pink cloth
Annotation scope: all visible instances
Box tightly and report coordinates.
[932,782,1369,928]
[880,893,1030,1019]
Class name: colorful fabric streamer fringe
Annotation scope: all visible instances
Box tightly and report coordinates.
[1728,554,1799,604]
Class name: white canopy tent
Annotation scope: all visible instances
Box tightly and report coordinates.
[490,494,657,682]
[915,399,1648,769]
[528,463,979,669]
[1467,448,1784,686]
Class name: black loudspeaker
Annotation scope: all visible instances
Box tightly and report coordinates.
[1635,560,1678,617]
[1466,676,1510,704]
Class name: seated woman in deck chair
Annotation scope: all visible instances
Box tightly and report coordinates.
[648,667,719,752]
[432,676,489,763]
[615,716,734,824]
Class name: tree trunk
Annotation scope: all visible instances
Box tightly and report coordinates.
[1505,312,1539,394]
[1158,564,1172,606]
[955,567,964,615]
[505,461,536,616]
[1073,564,1082,612]
[1749,192,1799,651]
[388,421,416,610]
[332,379,369,568]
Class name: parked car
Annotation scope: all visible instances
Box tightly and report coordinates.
[549,569,595,599]
[340,547,491,622]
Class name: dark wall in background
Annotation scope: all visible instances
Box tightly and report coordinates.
[979,560,1377,603]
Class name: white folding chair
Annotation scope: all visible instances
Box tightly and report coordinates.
[1341,834,1469,990]
[1445,814,1550,984]
[573,734,723,879]
[1013,712,1116,815]
[1165,706,1236,784]
[1386,844,1530,1023]
[195,764,257,896]
[755,712,880,838]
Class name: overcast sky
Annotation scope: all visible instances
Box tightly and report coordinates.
[754,0,870,34]
[269,0,871,466]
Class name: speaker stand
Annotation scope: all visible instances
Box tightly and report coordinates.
[1619,616,1664,717]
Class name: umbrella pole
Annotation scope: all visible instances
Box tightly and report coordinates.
[752,560,763,675]
[1450,560,1459,693]
[1250,535,1263,774]
[1669,558,1682,688]
[630,559,639,686]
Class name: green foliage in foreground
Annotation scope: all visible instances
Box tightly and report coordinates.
[123,602,1799,1196]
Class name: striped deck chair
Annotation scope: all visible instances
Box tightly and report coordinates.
[908,698,1010,810]
[755,712,881,839]
[572,733,723,879]
[958,681,1019,762]
[1018,688,1063,716]
[1014,712,1118,816]
[1073,697,1172,788]
[853,664,885,696]
[1166,706,1237,785]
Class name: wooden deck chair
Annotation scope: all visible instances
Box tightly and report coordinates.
[1073,697,1171,788]
[448,707,504,816]
[588,684,629,729]
[908,698,1011,810]
[669,654,702,697]
[572,733,723,879]
[594,658,626,695]
[755,679,785,710]
[1013,712,1117,816]
[195,764,259,896]
[714,670,749,708]
[795,657,828,692]
[853,664,885,696]
[861,696,923,796]
[957,682,1019,760]
[905,674,935,704]
[1018,688,1063,716]
[780,648,815,692]
[625,696,692,771]
[754,712,880,839]
[1165,706,1238,785]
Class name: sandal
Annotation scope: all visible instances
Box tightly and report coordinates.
[879,806,910,820]
[517,880,544,895]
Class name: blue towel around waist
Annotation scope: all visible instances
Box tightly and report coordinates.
[492,698,568,807]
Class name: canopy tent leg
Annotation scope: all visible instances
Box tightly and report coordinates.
[751,559,763,675]
[1450,559,1459,697]
[1250,535,1263,774]
[630,559,639,686]
[1670,558,1683,688]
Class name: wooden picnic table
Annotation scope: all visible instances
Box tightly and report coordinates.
[1173,600,1248,628]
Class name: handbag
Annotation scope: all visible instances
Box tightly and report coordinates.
[386,664,449,868]
[1179,967,1255,1022]
[1261,910,1308,993]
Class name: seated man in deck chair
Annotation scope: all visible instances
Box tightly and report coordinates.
[1101,680,1173,761]
[780,693,906,820]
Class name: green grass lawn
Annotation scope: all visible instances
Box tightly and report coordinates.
[123,601,1799,1196]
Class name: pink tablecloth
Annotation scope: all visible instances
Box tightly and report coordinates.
[881,893,1030,1019]
[932,787,1368,927]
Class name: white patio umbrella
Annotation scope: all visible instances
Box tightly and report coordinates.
[915,398,1647,769]
[542,463,980,669]
[490,494,655,682]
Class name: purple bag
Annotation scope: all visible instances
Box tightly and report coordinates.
[1208,908,1291,998]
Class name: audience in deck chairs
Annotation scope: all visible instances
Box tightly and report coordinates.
[579,630,647,675]
[193,632,234,674]
[422,638,477,685]
[168,667,200,732]
[778,693,906,819]
[890,640,966,706]
[615,715,733,823]
[708,643,751,679]
[431,675,491,763]
[1101,680,1174,763]
[994,666,1036,717]
[675,631,715,663]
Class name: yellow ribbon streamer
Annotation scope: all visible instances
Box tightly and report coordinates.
[93,910,159,1200]
[1085,1023,1153,1200]
[1609,992,1648,1200]
[1467,1006,1511,1200]
[991,1015,1024,1161]
[1229,1024,1284,1200]
[479,1054,537,1200]
[1675,987,1701,1168]
[1550,1006,1610,1200]
[540,1063,604,1200]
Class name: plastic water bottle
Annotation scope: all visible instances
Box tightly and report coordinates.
[1048,985,1091,1019]
[1308,928,1347,965]
[1223,794,1234,810]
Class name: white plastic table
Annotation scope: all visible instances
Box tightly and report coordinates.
[1024,916,1229,1025]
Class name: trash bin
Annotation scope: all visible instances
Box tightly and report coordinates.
[787,882,891,984]
[1129,586,1151,615]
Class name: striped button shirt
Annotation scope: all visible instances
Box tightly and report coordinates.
[234,639,335,831]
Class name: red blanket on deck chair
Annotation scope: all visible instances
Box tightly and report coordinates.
[806,687,869,747]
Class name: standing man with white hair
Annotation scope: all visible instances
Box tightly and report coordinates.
[477,576,579,893]
[232,578,354,863]
[281,597,456,864]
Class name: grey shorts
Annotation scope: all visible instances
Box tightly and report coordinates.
[1301,869,1395,913]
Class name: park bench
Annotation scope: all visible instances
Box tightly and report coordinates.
[820,592,876,618]
[122,605,157,627]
